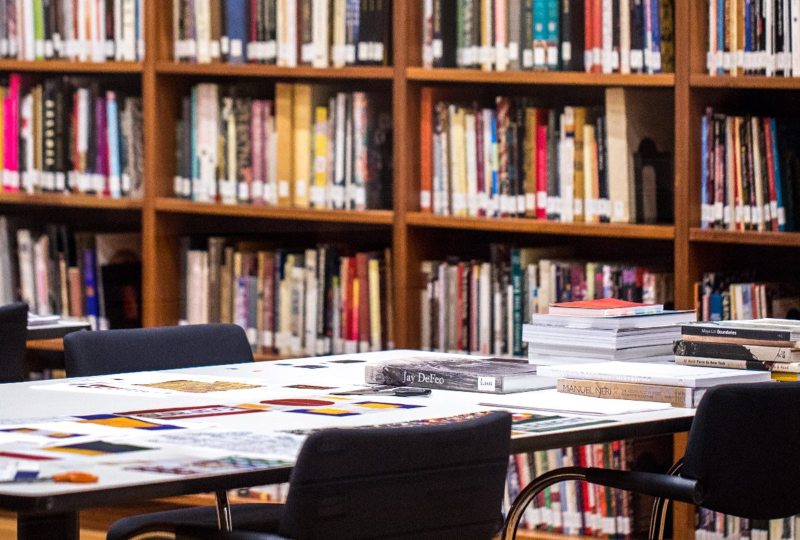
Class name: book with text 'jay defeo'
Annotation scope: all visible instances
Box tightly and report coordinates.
[365,355,555,394]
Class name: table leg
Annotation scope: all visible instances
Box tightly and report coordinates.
[17,511,79,540]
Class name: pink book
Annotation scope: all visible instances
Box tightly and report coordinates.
[535,113,548,220]
[251,100,264,204]
[5,74,20,192]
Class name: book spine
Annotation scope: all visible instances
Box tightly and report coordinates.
[371,364,511,393]
[556,378,704,408]
[674,355,770,371]
[681,324,793,342]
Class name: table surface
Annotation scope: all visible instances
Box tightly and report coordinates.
[0,350,695,514]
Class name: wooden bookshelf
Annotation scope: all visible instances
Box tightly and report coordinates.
[406,67,676,87]
[0,192,144,210]
[8,0,799,537]
[0,60,143,73]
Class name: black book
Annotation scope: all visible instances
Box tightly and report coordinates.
[681,320,800,345]
[546,108,560,221]
[673,339,800,363]
[365,355,553,394]
[433,0,458,67]
[560,0,583,71]
[300,0,313,64]
[100,261,142,329]
[595,112,610,223]
[523,0,534,69]
[630,0,645,73]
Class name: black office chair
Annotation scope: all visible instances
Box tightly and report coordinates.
[64,323,255,377]
[0,302,29,383]
[114,411,513,540]
[502,381,800,540]
[63,323,259,540]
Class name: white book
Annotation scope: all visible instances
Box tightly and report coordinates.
[479,262,492,354]
[22,0,34,60]
[122,0,136,61]
[601,0,613,73]
[196,84,219,204]
[33,236,51,316]
[619,0,631,73]
[312,0,329,67]
[16,230,35,311]
[559,110,575,223]
[793,0,800,76]
[537,361,773,388]
[304,249,318,356]
[195,0,211,63]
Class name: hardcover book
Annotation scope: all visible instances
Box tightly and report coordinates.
[364,355,554,394]
[548,297,663,316]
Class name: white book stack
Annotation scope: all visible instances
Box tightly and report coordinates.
[523,305,697,365]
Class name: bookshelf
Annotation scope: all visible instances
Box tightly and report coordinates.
[2,0,796,536]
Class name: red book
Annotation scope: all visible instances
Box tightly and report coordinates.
[592,0,603,73]
[356,252,370,351]
[419,88,436,212]
[535,111,548,220]
[584,0,594,73]
[548,297,663,316]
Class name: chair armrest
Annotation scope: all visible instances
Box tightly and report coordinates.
[175,524,290,540]
[585,467,702,505]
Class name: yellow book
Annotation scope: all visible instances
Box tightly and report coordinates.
[368,257,381,352]
[311,105,328,208]
[275,83,294,207]
[292,84,313,208]
[772,372,799,382]
[524,108,537,218]
[449,105,468,217]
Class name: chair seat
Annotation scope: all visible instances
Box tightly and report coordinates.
[107,502,284,540]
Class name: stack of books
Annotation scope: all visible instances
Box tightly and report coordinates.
[523,298,696,364]
[539,360,773,408]
[675,319,800,381]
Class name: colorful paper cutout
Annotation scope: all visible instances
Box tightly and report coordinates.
[136,380,261,393]
[76,414,183,431]
[119,405,263,420]
[44,441,152,456]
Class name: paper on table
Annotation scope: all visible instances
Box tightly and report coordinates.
[479,389,672,415]
[32,372,267,397]
[143,430,307,460]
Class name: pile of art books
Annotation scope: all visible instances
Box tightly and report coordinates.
[674,319,800,381]
[539,360,773,408]
[523,298,696,365]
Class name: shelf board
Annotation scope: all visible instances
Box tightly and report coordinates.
[0,192,143,210]
[690,227,800,247]
[406,68,675,87]
[407,213,675,240]
[0,60,142,73]
[690,74,800,89]
[155,197,394,225]
[155,62,394,80]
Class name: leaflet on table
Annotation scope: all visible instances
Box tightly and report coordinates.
[142,430,307,460]
[30,372,270,396]
[479,389,672,415]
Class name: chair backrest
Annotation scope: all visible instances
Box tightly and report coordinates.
[278,411,512,540]
[63,324,254,377]
[0,302,29,383]
[682,382,800,520]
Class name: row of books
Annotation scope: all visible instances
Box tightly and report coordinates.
[696,271,800,322]
[0,0,144,62]
[420,87,673,223]
[697,509,800,540]
[675,319,800,376]
[172,0,391,66]
[505,437,672,538]
[422,0,674,74]
[0,217,142,330]
[700,111,800,232]
[419,245,673,357]
[0,74,144,198]
[179,237,395,356]
[174,82,391,209]
[706,0,800,77]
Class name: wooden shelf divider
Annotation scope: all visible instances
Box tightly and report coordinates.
[0,192,144,210]
[0,60,143,73]
[155,61,394,80]
[407,67,675,87]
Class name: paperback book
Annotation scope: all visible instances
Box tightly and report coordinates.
[537,361,773,388]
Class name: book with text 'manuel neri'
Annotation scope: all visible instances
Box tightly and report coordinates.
[365,355,555,394]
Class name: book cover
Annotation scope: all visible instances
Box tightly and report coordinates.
[365,355,554,393]
[548,297,663,316]
[557,377,706,408]
[673,338,800,363]
[537,360,772,388]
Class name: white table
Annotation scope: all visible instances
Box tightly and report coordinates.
[0,350,695,539]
